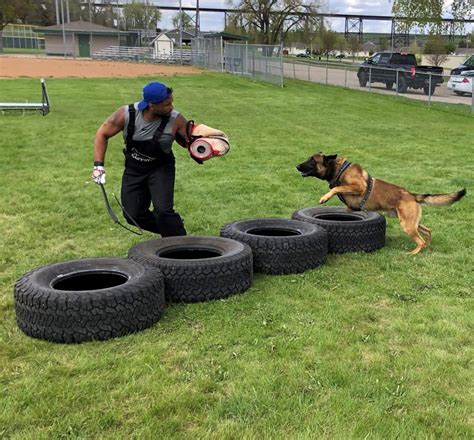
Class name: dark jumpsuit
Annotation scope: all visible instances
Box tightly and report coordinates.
[120,103,186,237]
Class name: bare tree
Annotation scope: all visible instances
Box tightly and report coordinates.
[122,0,161,31]
[231,0,321,45]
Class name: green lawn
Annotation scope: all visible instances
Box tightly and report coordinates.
[0,73,472,439]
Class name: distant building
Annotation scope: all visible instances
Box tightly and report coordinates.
[34,21,132,57]
[150,32,174,58]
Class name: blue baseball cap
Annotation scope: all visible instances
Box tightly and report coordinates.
[137,82,172,110]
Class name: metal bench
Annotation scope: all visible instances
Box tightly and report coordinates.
[0,78,50,116]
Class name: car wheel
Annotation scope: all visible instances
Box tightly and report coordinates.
[454,91,465,96]
[128,236,253,303]
[220,218,327,275]
[396,76,408,93]
[385,81,394,90]
[14,258,165,343]
[358,72,368,87]
[292,207,386,254]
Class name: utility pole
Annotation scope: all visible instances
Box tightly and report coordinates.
[195,0,200,37]
[55,0,60,25]
[179,0,183,64]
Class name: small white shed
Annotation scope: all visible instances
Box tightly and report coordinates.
[151,32,173,58]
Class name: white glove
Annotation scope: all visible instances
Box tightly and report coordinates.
[92,165,106,185]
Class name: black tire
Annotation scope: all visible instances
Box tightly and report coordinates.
[14,258,165,343]
[358,71,368,87]
[454,91,465,96]
[396,76,408,93]
[128,236,253,303]
[292,207,386,254]
[220,218,328,275]
[423,84,436,96]
[385,81,394,90]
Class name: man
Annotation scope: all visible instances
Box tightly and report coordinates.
[92,81,192,236]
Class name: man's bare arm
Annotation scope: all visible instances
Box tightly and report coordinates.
[93,107,126,163]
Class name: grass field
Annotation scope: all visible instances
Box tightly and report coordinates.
[0,73,472,439]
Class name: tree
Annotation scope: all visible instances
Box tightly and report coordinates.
[378,36,388,51]
[424,34,448,66]
[0,0,41,52]
[231,0,321,45]
[318,28,338,60]
[392,0,473,35]
[172,11,194,32]
[122,0,161,31]
[348,35,360,63]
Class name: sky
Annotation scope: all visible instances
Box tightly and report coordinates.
[151,0,471,34]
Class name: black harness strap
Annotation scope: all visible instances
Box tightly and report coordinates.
[126,104,170,151]
[126,104,135,148]
[328,160,373,210]
[358,175,373,211]
[329,160,351,205]
[329,160,351,189]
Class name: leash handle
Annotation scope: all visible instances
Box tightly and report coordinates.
[98,183,143,236]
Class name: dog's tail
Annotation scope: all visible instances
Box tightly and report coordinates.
[412,188,466,206]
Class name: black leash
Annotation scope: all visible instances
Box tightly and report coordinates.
[98,183,143,235]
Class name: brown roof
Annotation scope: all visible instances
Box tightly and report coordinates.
[37,20,120,34]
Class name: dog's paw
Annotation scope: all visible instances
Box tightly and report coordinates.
[319,195,329,204]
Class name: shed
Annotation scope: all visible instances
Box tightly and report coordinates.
[34,21,127,57]
[150,32,174,58]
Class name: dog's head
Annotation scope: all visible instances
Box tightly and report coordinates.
[296,153,338,181]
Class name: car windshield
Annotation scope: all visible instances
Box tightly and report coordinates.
[465,55,474,66]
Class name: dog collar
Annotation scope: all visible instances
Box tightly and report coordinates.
[329,160,351,188]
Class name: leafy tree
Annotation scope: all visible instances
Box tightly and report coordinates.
[318,28,338,60]
[424,34,448,66]
[122,0,161,31]
[378,36,388,51]
[392,0,473,35]
[0,0,40,51]
[231,0,321,45]
[172,11,194,32]
[347,34,360,62]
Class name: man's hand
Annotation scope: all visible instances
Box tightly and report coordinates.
[92,165,106,184]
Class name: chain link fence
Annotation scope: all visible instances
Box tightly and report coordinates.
[191,38,283,87]
[1,24,45,50]
[283,59,474,112]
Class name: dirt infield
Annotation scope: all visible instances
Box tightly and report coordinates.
[0,55,202,78]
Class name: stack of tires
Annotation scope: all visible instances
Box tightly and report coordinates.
[13,207,385,344]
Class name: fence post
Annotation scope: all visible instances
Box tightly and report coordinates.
[325,61,328,84]
[428,73,432,106]
[293,60,296,79]
[471,76,474,113]
[280,43,284,88]
[396,69,399,97]
[308,63,310,81]
[368,66,372,90]
[344,64,347,87]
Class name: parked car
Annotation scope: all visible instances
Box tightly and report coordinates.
[447,70,474,96]
[450,55,474,75]
[335,53,345,59]
[357,52,444,95]
[296,53,311,58]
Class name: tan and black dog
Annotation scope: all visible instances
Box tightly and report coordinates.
[296,153,466,255]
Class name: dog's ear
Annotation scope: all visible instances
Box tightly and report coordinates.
[323,154,337,164]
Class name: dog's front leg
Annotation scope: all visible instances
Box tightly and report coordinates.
[319,186,361,204]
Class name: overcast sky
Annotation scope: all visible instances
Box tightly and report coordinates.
[155,0,471,34]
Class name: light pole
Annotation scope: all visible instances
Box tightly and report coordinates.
[179,0,183,64]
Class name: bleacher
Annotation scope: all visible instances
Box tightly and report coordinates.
[92,46,192,65]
